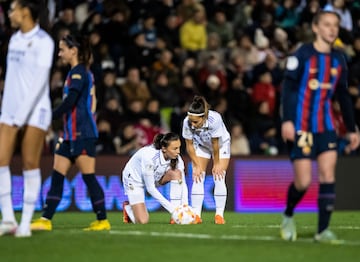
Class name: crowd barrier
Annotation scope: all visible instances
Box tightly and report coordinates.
[9,155,360,212]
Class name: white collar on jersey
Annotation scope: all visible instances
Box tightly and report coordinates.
[159,149,170,165]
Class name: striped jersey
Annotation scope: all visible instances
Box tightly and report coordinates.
[281,43,353,133]
[62,64,98,140]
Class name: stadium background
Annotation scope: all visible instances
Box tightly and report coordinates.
[9,155,360,212]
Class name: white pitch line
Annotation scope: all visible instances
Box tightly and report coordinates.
[232,225,360,230]
[109,230,360,246]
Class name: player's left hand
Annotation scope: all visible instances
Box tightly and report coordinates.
[212,165,225,180]
[347,132,360,150]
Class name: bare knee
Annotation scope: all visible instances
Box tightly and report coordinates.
[22,157,40,170]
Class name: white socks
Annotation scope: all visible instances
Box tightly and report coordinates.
[191,175,205,217]
[17,169,41,233]
[214,176,227,217]
[124,204,135,223]
[0,166,16,223]
[191,173,227,217]
[170,180,183,207]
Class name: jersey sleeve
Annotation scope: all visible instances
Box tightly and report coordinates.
[141,157,176,213]
[333,51,356,132]
[280,48,304,122]
[182,117,193,140]
[69,66,87,93]
[209,111,224,138]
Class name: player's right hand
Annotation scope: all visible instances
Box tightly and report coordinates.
[281,121,295,142]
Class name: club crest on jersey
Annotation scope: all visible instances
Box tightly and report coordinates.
[331,68,338,76]
[308,79,319,90]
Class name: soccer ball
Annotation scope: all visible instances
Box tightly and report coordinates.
[171,204,196,225]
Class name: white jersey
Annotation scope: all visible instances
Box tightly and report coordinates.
[182,110,230,151]
[122,145,185,213]
[1,24,54,129]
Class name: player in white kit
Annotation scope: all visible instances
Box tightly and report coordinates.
[182,95,230,224]
[122,132,190,224]
[0,0,54,237]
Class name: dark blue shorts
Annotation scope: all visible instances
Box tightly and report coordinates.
[287,131,337,161]
[55,138,97,163]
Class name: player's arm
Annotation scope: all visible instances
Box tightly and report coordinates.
[334,57,359,149]
[52,88,80,119]
[184,138,203,182]
[143,168,176,213]
[211,137,223,178]
[280,54,301,141]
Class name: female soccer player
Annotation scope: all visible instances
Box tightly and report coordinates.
[0,0,54,238]
[122,132,190,224]
[280,11,359,243]
[30,34,110,231]
[182,95,230,224]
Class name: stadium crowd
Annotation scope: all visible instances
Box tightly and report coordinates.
[1,0,360,156]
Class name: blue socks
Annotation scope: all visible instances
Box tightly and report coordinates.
[82,174,106,220]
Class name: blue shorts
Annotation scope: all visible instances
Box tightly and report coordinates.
[287,131,337,161]
[55,138,97,163]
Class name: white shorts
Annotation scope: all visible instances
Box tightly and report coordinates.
[123,176,146,205]
[194,140,231,159]
[0,105,51,131]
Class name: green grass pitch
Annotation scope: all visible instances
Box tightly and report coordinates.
[1,211,360,262]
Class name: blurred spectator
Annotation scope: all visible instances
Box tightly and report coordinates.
[252,50,283,88]
[150,72,180,130]
[176,0,206,24]
[97,97,124,138]
[113,122,141,155]
[179,73,200,105]
[207,7,234,48]
[51,6,79,40]
[158,14,182,57]
[120,67,152,111]
[97,68,123,111]
[251,70,277,117]
[80,11,102,35]
[179,7,207,58]
[198,53,228,95]
[201,74,224,109]
[99,7,130,75]
[129,12,157,49]
[298,0,320,43]
[150,72,180,108]
[134,117,163,147]
[226,76,254,135]
[125,33,156,78]
[231,33,263,73]
[324,0,353,44]
[275,0,300,43]
[144,98,162,128]
[230,121,251,156]
[198,32,226,67]
[250,101,278,155]
[96,119,116,154]
[151,49,179,87]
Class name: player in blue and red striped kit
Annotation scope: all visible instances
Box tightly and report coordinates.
[31,34,110,231]
[280,11,359,243]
